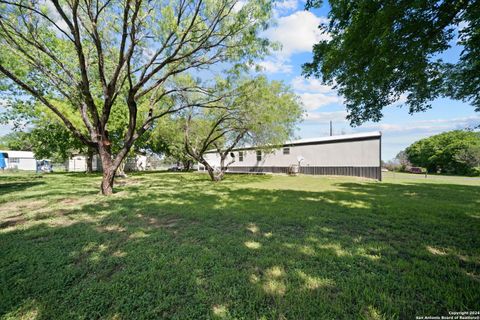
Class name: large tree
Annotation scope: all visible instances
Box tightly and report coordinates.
[184,76,303,181]
[0,0,271,194]
[146,115,195,170]
[1,99,136,172]
[405,130,480,175]
[0,131,32,150]
[303,0,479,126]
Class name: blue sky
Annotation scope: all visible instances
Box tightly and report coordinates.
[1,0,479,160]
[258,0,479,160]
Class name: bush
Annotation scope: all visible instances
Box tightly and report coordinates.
[468,166,480,177]
[405,130,480,176]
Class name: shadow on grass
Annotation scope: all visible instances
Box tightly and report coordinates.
[0,174,47,196]
[0,173,479,319]
[0,181,47,196]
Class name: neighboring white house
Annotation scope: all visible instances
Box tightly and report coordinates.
[199,131,382,180]
[67,154,147,172]
[0,150,37,171]
[0,150,149,172]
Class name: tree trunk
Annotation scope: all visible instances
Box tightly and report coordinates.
[86,148,94,173]
[116,160,127,178]
[200,160,221,181]
[98,146,116,195]
[182,159,192,172]
[101,166,116,195]
[216,156,228,181]
[214,170,225,181]
[201,160,224,181]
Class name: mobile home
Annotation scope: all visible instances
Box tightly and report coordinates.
[0,150,37,171]
[200,131,382,180]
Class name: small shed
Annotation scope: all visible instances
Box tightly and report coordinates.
[67,154,102,172]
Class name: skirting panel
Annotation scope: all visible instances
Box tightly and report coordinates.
[227,166,381,180]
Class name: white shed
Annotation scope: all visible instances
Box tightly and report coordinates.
[200,131,382,180]
[66,154,146,172]
[67,154,103,172]
[0,150,37,171]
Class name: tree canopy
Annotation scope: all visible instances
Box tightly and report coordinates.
[0,131,32,151]
[146,115,195,170]
[405,130,480,175]
[0,0,272,194]
[303,0,479,126]
[184,76,303,181]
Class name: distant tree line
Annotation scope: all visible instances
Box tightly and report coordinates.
[385,130,480,176]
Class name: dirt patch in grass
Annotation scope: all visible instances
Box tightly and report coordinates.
[58,197,98,209]
[0,199,48,213]
[135,213,182,229]
[0,214,27,229]
[96,224,128,235]
[115,178,142,187]
[60,198,82,205]
[155,217,181,228]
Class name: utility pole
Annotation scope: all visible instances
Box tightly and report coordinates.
[330,121,333,136]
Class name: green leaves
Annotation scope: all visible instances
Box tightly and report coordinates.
[303,0,479,126]
[183,74,303,168]
[0,0,274,145]
[405,130,480,175]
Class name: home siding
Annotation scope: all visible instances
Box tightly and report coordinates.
[0,150,37,171]
[201,134,382,180]
[231,139,380,167]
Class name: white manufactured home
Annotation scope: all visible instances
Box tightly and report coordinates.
[0,150,37,171]
[200,131,382,180]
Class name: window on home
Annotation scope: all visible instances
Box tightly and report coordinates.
[256,150,262,161]
[283,147,290,155]
[239,151,244,162]
[9,157,19,163]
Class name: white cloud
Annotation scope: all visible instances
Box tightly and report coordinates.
[299,93,342,110]
[233,0,247,13]
[291,76,343,110]
[41,0,70,34]
[362,116,480,160]
[292,76,335,94]
[304,111,348,123]
[274,0,299,12]
[360,116,480,133]
[0,99,10,107]
[258,10,329,74]
[367,124,451,133]
[257,59,293,74]
[264,11,329,58]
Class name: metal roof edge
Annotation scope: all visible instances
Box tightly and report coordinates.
[205,131,382,154]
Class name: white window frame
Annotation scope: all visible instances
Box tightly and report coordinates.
[283,147,290,155]
[239,151,244,162]
[256,150,262,161]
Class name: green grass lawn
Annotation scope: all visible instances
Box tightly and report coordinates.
[0,172,479,319]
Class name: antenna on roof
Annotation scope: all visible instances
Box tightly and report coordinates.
[330,121,333,136]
